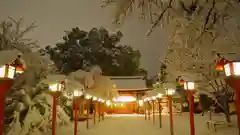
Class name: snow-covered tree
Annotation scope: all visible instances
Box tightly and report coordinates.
[0,18,73,135]
[104,0,240,122]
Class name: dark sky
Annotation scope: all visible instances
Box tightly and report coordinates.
[0,0,167,76]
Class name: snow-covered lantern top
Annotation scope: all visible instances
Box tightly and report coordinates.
[224,61,240,77]
[41,74,66,95]
[11,54,25,74]
[0,50,25,80]
[215,58,229,71]
[184,82,195,91]
[165,89,175,96]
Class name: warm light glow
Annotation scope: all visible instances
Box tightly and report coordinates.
[101,99,105,103]
[0,65,16,79]
[233,62,240,76]
[112,84,117,88]
[73,90,83,97]
[120,103,123,106]
[106,100,111,106]
[156,93,163,98]
[138,100,143,106]
[98,98,101,102]
[224,63,231,76]
[114,96,136,102]
[146,98,151,101]
[112,98,117,102]
[49,84,61,92]
[184,82,195,90]
[93,97,97,101]
[166,89,175,95]
[85,94,92,99]
[15,66,24,74]
[152,96,156,100]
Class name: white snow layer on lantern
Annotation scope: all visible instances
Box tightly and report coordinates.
[67,69,94,88]
[0,49,20,65]
[40,74,66,85]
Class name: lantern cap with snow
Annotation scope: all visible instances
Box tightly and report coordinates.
[224,61,240,77]
[0,51,25,80]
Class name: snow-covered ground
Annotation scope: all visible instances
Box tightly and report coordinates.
[54,113,238,135]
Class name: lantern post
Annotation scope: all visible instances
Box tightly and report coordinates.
[92,96,98,124]
[184,82,195,135]
[85,94,92,129]
[152,96,156,124]
[166,89,175,135]
[0,60,24,135]
[73,90,83,135]
[156,93,163,128]
[224,61,240,135]
[48,82,64,135]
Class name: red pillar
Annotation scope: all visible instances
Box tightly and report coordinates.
[74,101,79,135]
[168,96,174,135]
[188,91,195,135]
[93,102,96,124]
[0,80,13,135]
[52,94,57,135]
[86,100,89,129]
[98,102,101,122]
[235,91,240,135]
[226,78,240,135]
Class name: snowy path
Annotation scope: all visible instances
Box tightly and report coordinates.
[60,113,238,135]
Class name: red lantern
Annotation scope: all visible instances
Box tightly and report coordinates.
[179,79,184,86]
[15,65,24,74]
[215,58,229,71]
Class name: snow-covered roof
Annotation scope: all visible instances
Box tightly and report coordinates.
[108,76,149,91]
[0,49,20,65]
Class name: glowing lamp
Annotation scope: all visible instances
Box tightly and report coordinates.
[152,96,156,100]
[98,98,102,102]
[85,94,92,99]
[156,93,163,98]
[49,82,65,92]
[93,97,97,101]
[138,100,143,106]
[184,82,195,91]
[0,64,16,79]
[216,58,229,71]
[73,90,83,97]
[15,65,24,74]
[224,61,240,77]
[165,89,175,95]
[106,100,111,106]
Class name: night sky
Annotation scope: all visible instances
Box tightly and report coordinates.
[0,0,167,76]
